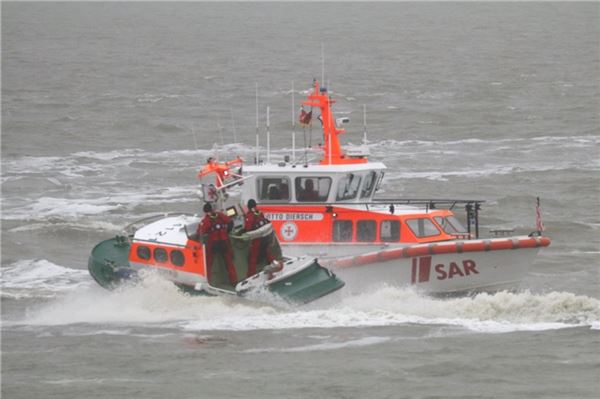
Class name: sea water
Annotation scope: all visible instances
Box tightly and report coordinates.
[2,2,599,398]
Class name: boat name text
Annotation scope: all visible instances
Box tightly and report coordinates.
[265,213,324,221]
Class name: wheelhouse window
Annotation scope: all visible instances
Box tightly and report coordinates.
[357,220,376,242]
[380,220,400,242]
[434,216,467,235]
[406,218,441,238]
[136,246,151,260]
[295,177,331,202]
[256,177,290,202]
[153,248,168,263]
[360,171,377,199]
[375,172,385,192]
[333,220,353,242]
[336,173,362,201]
[170,250,185,267]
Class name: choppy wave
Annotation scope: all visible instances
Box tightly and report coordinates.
[2,145,253,175]
[4,261,599,333]
[7,219,123,233]
[2,185,198,222]
[368,135,600,149]
[384,161,593,182]
[1,259,90,298]
[3,135,597,178]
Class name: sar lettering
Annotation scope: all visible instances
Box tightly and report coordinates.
[435,260,479,280]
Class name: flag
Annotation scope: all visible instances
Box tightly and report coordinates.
[536,197,545,232]
[299,108,312,127]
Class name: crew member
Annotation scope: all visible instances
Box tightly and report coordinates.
[299,179,319,201]
[199,203,238,286]
[244,199,277,277]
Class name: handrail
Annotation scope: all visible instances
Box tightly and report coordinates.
[258,198,484,209]
[371,198,485,206]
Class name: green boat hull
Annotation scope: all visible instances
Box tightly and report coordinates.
[88,236,344,305]
[88,236,133,290]
[265,262,344,304]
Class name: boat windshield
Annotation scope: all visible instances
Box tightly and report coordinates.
[434,216,467,234]
[360,171,377,199]
[336,173,362,201]
[406,218,441,238]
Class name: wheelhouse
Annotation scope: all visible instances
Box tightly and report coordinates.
[243,162,387,204]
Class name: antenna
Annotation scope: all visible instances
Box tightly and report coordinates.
[230,107,237,143]
[255,82,259,164]
[266,105,271,164]
[217,117,224,145]
[212,142,220,162]
[321,43,325,87]
[363,104,368,145]
[191,124,198,151]
[292,81,296,163]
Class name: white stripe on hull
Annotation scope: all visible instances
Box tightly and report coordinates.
[330,247,540,294]
[281,243,395,259]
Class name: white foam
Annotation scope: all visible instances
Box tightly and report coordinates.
[43,378,150,386]
[2,184,198,221]
[367,135,599,152]
[29,196,123,217]
[334,286,600,332]
[71,149,145,161]
[18,272,278,326]
[384,160,588,182]
[1,259,90,293]
[8,220,123,233]
[13,272,599,334]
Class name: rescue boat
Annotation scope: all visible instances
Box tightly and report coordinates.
[87,161,345,305]
[216,79,552,294]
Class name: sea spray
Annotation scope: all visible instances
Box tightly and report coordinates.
[19,270,278,327]
[5,259,599,332]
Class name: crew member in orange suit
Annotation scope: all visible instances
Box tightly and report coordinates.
[244,199,277,277]
[199,203,238,286]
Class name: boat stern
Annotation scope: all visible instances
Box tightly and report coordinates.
[88,236,134,289]
[236,257,345,304]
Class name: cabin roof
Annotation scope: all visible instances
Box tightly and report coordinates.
[133,215,199,246]
[243,161,387,174]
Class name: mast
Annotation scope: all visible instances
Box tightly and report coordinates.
[302,80,367,165]
[230,107,237,143]
[217,117,224,145]
[266,106,271,164]
[292,81,296,163]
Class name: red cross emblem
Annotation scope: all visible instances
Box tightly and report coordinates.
[280,222,298,241]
